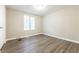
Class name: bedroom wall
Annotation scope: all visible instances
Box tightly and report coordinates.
[43,6,79,42]
[6,8,43,39]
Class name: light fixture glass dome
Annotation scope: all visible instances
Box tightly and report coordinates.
[33,5,47,10]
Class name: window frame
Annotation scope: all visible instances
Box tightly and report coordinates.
[24,14,36,30]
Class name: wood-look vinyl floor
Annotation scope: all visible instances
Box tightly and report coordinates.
[1,34,79,53]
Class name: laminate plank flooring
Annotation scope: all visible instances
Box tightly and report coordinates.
[1,34,79,53]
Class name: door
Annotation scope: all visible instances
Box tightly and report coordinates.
[0,5,5,49]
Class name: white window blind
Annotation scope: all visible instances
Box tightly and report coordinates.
[24,15,35,30]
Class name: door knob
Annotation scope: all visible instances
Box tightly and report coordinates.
[0,27,3,29]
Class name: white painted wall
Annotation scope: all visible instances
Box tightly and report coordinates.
[0,5,6,49]
[43,6,79,42]
[6,8,43,39]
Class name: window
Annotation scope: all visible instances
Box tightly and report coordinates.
[24,15,35,30]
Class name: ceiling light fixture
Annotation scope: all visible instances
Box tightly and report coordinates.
[33,5,47,11]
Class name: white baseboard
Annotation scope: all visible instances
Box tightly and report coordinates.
[0,39,7,50]
[6,33,43,41]
[44,33,79,44]
[6,33,79,44]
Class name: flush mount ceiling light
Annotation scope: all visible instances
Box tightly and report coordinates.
[33,5,47,11]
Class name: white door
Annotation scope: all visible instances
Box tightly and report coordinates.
[0,6,5,49]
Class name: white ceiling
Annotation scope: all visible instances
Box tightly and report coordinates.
[7,5,69,16]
